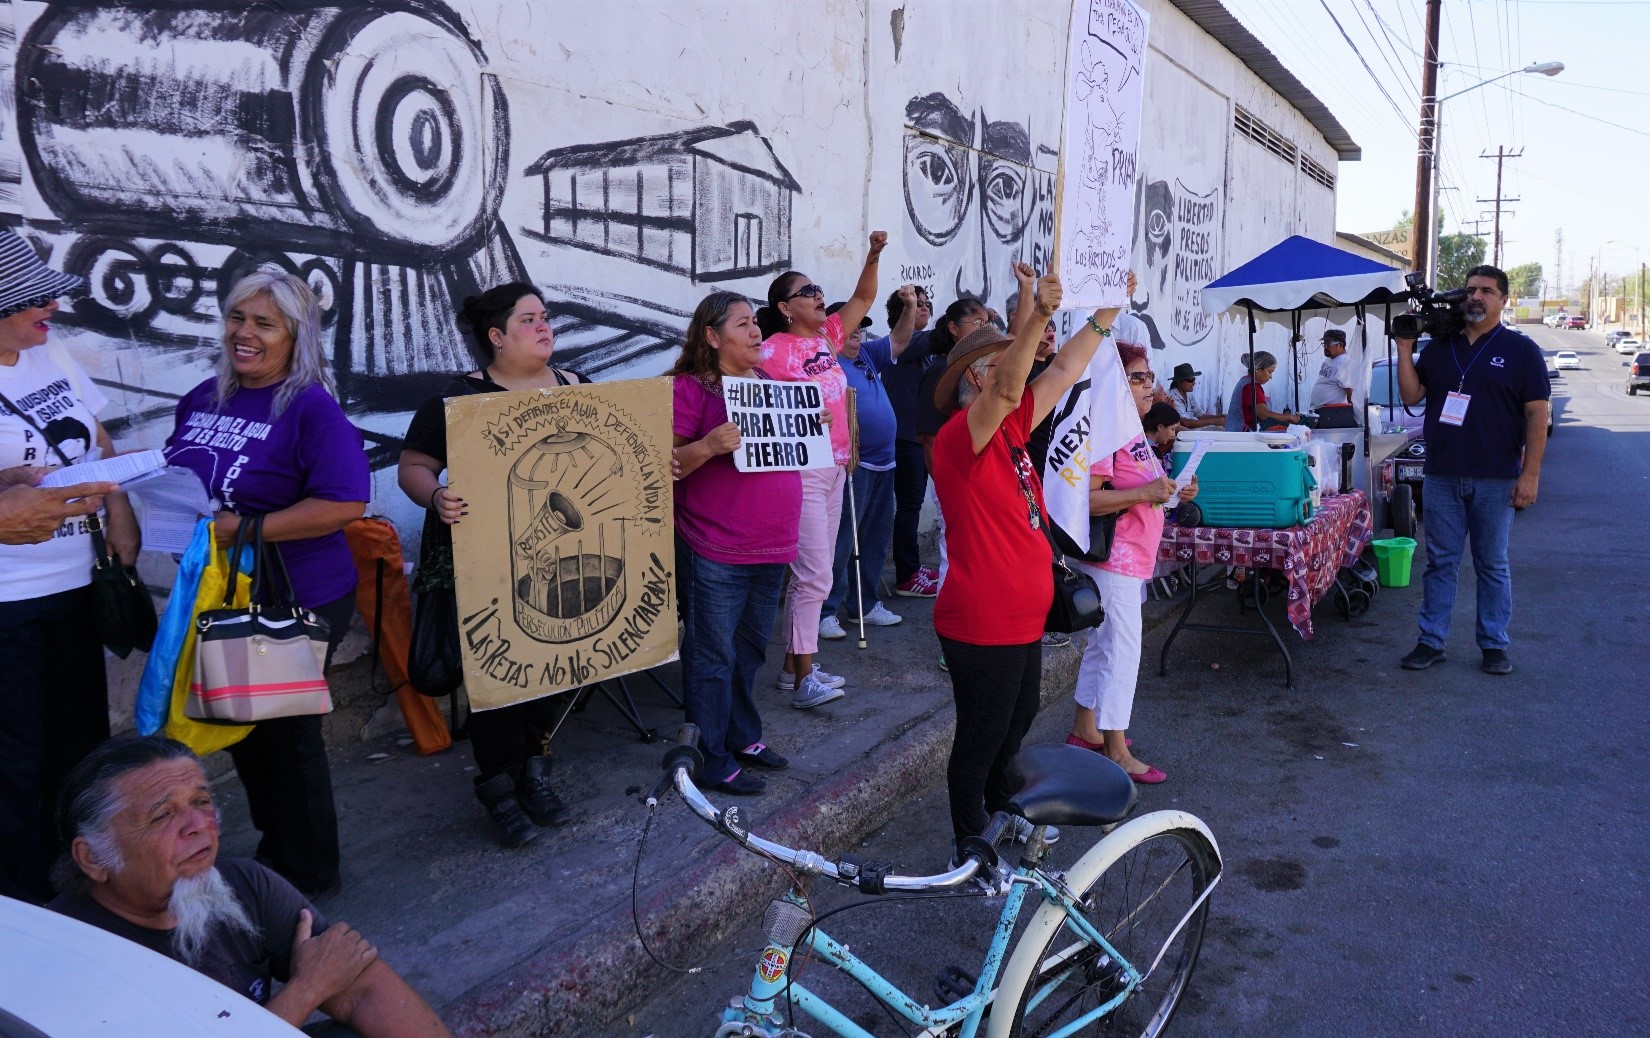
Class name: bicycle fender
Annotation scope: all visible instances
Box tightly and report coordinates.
[984,810,1221,1038]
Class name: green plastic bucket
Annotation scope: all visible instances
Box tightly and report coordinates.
[1371,537,1417,588]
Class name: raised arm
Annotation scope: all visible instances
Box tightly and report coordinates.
[966,272,1063,453]
[1007,262,1039,338]
[1394,336,1425,406]
[831,232,888,341]
[1028,304,1123,428]
[889,284,920,359]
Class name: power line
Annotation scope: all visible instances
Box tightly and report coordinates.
[1315,0,1419,134]
[1487,84,1650,138]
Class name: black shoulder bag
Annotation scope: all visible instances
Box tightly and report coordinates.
[0,388,157,657]
[1003,430,1104,633]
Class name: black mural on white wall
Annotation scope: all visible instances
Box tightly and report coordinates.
[15,0,523,422]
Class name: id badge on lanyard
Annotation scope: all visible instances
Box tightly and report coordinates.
[1440,391,1471,427]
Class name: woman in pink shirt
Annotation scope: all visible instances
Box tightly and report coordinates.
[754,232,886,710]
[1066,340,1198,784]
[671,292,802,796]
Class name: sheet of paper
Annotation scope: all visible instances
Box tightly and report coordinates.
[123,466,212,555]
[722,376,835,472]
[39,449,168,488]
[1168,439,1210,507]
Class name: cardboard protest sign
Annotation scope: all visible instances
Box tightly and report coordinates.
[722,375,834,473]
[444,379,677,710]
[1056,0,1148,308]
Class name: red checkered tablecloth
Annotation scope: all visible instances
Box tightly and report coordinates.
[1157,490,1374,639]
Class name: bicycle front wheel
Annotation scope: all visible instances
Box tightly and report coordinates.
[997,811,1220,1038]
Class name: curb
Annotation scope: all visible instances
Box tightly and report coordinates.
[447,597,1186,1036]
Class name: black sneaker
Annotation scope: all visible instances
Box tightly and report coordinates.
[516,755,570,828]
[1481,649,1513,675]
[1400,643,1447,670]
[475,774,542,849]
[734,743,790,770]
[713,769,767,796]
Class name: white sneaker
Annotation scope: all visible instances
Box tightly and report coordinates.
[791,673,846,709]
[776,664,848,692]
[819,615,847,640]
[1003,816,1060,845]
[856,603,903,627]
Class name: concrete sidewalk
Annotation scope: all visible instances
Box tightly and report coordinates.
[212,582,1188,1036]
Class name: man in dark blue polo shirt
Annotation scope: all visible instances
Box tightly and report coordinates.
[1392,264,1550,675]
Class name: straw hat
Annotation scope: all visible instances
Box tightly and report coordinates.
[932,326,1014,416]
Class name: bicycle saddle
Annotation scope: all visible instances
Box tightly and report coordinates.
[1004,743,1138,827]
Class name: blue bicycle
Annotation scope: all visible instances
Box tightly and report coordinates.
[652,724,1222,1037]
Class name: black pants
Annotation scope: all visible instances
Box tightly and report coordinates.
[939,635,1042,848]
[0,585,110,903]
[227,593,354,897]
[468,698,562,783]
[893,440,929,582]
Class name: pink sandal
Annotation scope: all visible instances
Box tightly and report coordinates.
[1064,733,1132,753]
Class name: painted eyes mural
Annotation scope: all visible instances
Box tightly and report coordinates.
[900,92,1056,307]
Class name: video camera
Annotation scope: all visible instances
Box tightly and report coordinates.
[1389,271,1468,341]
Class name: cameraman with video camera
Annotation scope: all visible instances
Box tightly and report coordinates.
[1391,265,1549,676]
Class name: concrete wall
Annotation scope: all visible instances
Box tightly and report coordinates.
[1,0,1345,549]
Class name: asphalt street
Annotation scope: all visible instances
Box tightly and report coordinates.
[618,323,1648,1038]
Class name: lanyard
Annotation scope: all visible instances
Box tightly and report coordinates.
[1451,326,1499,392]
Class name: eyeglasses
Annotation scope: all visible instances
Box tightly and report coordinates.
[1127,371,1156,386]
[786,284,825,301]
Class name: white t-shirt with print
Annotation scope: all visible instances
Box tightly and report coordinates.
[0,346,108,601]
[1309,352,1353,409]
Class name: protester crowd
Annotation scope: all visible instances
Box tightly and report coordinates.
[0,208,1544,1027]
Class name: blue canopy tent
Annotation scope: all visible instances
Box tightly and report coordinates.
[1202,234,1408,416]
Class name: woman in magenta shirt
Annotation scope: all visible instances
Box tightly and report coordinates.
[671,292,803,796]
[1066,341,1198,784]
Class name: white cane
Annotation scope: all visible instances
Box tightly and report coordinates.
[845,388,866,650]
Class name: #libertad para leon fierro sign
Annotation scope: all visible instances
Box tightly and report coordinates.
[445,379,677,710]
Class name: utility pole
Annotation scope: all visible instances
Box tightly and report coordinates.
[1478,147,1523,268]
[1554,228,1564,302]
[1641,263,1646,340]
[1412,0,1442,281]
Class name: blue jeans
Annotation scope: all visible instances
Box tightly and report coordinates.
[1417,475,1517,651]
[824,465,896,618]
[677,541,786,785]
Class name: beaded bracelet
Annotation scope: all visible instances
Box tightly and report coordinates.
[1087,315,1113,338]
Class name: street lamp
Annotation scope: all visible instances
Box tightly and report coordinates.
[1425,61,1564,284]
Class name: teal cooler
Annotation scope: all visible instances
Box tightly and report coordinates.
[1170,438,1318,528]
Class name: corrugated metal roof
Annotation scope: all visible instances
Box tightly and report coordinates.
[1166,0,1362,161]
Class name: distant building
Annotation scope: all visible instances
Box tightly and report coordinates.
[1336,231,1412,271]
[524,121,801,282]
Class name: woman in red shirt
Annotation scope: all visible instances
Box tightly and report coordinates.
[928,270,1122,857]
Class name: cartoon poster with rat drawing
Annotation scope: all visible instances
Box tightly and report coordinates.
[444,379,677,709]
[1057,0,1148,309]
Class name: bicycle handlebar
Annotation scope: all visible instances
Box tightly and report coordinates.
[659,724,989,894]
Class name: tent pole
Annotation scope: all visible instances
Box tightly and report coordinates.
[1244,304,1257,431]
[1291,310,1302,412]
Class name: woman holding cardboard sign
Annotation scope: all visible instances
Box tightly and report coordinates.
[398,282,589,848]
[670,292,803,796]
[754,232,886,711]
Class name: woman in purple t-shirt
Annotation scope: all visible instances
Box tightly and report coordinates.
[671,293,802,796]
[163,266,370,897]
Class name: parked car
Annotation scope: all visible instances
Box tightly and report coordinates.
[1545,313,1568,328]
[1606,330,1633,347]
[1554,350,1581,370]
[1564,314,1587,330]
[1628,351,1650,396]
[1616,337,1643,355]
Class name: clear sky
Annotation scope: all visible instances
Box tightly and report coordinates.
[1221,0,1650,297]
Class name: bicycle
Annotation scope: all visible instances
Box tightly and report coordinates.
[647,724,1223,1037]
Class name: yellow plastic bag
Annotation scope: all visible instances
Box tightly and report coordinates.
[162,539,256,754]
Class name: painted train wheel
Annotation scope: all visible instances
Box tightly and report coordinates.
[298,258,343,329]
[149,243,205,316]
[63,237,157,329]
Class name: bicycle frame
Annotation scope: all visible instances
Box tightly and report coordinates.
[722,858,1143,1038]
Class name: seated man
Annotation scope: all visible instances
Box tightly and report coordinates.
[49,736,449,1037]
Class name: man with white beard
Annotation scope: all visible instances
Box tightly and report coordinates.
[47,737,449,1036]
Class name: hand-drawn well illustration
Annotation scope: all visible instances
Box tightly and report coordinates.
[446,380,676,709]
[509,429,628,643]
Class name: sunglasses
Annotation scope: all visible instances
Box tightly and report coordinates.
[1127,371,1156,386]
[786,284,825,301]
